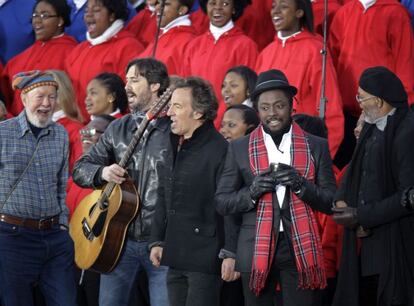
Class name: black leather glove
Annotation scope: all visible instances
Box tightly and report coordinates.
[273,163,305,193]
[332,206,358,229]
[249,167,276,201]
[401,186,414,211]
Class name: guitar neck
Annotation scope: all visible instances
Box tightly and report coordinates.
[97,87,173,207]
[99,115,151,205]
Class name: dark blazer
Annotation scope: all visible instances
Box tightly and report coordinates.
[150,122,228,274]
[215,129,336,272]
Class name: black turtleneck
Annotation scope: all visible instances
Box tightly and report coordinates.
[262,120,292,149]
[28,121,45,138]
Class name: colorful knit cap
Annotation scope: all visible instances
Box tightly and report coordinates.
[12,70,58,94]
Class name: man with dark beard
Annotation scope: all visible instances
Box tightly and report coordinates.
[215,69,336,306]
[73,58,171,306]
[332,66,414,306]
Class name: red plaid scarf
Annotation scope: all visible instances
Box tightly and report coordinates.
[248,122,326,295]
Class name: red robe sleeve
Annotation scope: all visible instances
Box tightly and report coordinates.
[256,31,344,158]
[311,0,341,36]
[236,0,275,51]
[125,6,157,47]
[66,177,93,219]
[189,9,209,35]
[57,117,84,174]
[65,30,144,122]
[1,35,77,116]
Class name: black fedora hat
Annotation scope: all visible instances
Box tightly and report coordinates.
[251,69,297,101]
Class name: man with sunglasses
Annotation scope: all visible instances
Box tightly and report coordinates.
[332,67,414,306]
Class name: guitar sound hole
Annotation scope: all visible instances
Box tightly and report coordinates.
[92,210,108,237]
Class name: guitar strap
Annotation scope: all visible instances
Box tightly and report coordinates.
[0,141,41,212]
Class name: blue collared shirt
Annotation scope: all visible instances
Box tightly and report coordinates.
[0,111,69,225]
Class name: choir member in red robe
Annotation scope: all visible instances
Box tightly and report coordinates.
[125,0,157,47]
[1,0,77,117]
[139,0,196,76]
[256,0,344,158]
[184,0,258,128]
[65,0,144,122]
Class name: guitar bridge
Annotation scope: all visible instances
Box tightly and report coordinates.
[82,218,94,241]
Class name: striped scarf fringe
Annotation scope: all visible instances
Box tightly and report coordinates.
[248,122,326,295]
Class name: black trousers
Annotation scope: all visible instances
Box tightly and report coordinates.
[167,268,221,306]
[241,233,322,306]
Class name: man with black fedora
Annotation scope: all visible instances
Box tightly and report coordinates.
[215,69,336,305]
[332,66,414,306]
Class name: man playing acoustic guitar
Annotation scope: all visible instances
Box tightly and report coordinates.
[73,58,172,306]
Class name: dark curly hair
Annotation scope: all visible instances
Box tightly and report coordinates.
[225,104,259,135]
[92,72,128,114]
[92,0,129,21]
[34,0,72,27]
[126,58,170,97]
[199,0,251,22]
[174,77,218,122]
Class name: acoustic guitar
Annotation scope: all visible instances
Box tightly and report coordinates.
[69,87,173,273]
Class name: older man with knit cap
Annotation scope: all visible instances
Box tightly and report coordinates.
[0,70,76,305]
[333,66,414,306]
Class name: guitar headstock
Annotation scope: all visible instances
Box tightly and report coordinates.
[146,86,173,121]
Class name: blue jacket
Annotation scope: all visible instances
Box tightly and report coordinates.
[0,0,35,63]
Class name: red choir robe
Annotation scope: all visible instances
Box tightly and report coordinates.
[139,25,196,76]
[236,0,275,51]
[1,35,77,116]
[183,26,258,128]
[311,0,342,36]
[57,116,84,174]
[329,0,414,117]
[125,6,157,48]
[65,30,143,122]
[256,30,344,158]
[66,177,93,218]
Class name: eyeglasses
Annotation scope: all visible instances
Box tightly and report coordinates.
[80,128,105,137]
[355,95,376,104]
[32,13,59,20]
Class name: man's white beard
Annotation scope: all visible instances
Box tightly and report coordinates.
[26,109,52,128]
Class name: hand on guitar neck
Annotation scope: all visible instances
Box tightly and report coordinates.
[102,164,127,184]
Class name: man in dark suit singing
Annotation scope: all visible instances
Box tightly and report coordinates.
[149,77,228,306]
[215,69,336,306]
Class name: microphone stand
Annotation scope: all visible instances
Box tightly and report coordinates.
[152,0,166,58]
[319,0,328,120]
